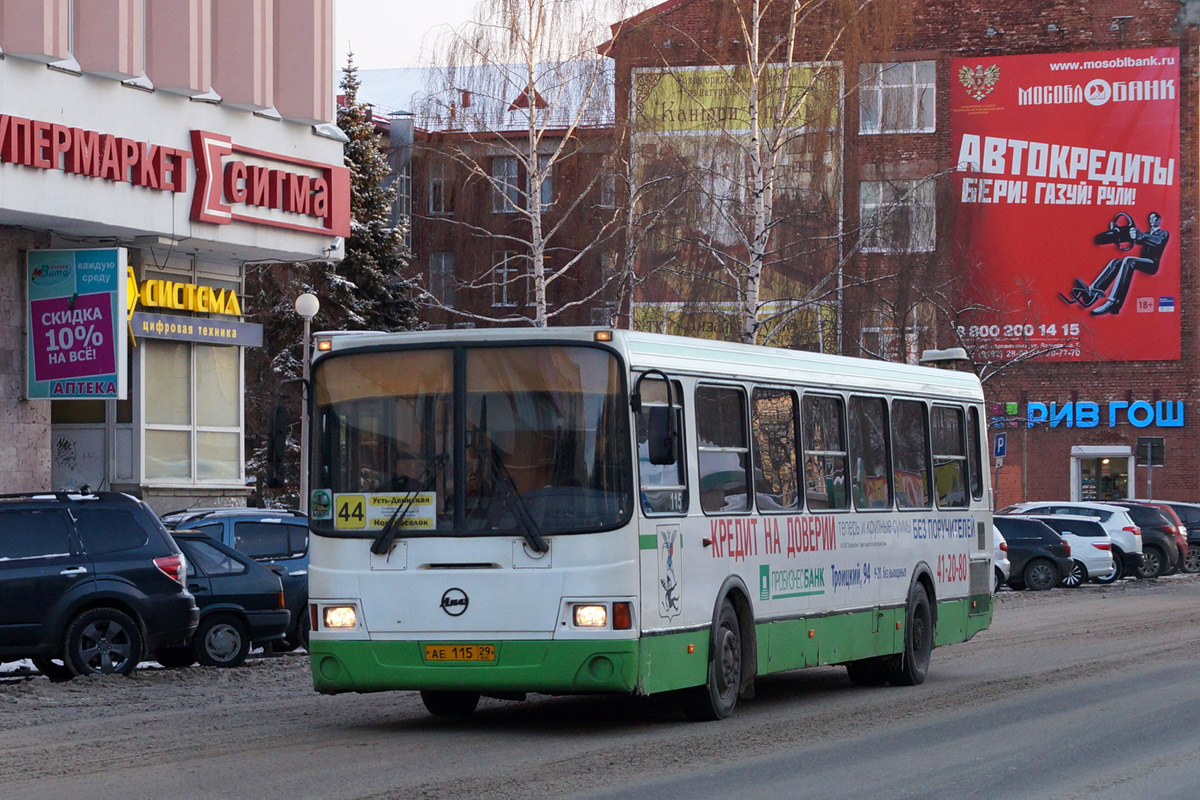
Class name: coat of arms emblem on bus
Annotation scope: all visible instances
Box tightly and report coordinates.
[958,64,1000,101]
[658,526,681,619]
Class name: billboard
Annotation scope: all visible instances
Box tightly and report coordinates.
[27,248,129,399]
[951,48,1180,362]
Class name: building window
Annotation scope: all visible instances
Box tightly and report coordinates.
[396,161,412,249]
[143,340,242,483]
[859,179,935,253]
[492,156,520,213]
[539,164,553,211]
[427,161,452,216]
[859,61,935,134]
[600,173,617,208]
[491,251,523,307]
[429,252,455,306]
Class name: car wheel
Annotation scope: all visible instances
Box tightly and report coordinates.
[994,567,1004,593]
[1184,546,1200,574]
[682,600,743,720]
[63,607,143,677]
[154,646,197,669]
[1093,550,1124,584]
[1024,559,1058,591]
[885,583,933,686]
[31,656,74,683]
[274,611,311,653]
[420,690,481,717]
[846,657,890,686]
[1135,545,1165,579]
[194,614,251,668]
[1059,560,1087,588]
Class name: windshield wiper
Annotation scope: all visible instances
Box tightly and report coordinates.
[370,454,447,556]
[488,444,548,554]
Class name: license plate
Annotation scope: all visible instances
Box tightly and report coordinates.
[424,644,496,662]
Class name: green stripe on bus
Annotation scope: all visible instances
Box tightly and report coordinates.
[772,590,826,599]
[639,534,657,550]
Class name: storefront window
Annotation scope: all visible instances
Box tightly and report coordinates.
[143,340,242,483]
[145,341,191,425]
[1079,457,1128,501]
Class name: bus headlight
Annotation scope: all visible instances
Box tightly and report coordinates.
[573,604,607,628]
[323,605,358,629]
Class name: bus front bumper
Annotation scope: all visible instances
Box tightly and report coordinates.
[309,639,640,695]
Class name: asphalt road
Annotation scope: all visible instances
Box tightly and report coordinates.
[1,574,1197,800]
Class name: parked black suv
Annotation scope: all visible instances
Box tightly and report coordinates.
[0,492,198,679]
[993,516,1073,591]
[160,508,309,650]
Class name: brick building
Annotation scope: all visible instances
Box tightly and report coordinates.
[355,64,619,329]
[604,0,1200,505]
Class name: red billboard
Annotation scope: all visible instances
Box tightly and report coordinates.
[951,48,1180,362]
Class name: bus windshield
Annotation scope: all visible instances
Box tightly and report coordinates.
[311,345,632,537]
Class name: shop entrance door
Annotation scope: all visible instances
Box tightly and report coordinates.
[1078,457,1129,501]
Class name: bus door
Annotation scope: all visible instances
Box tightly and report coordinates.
[633,374,689,630]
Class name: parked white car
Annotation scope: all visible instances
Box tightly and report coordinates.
[998,501,1144,582]
[1022,514,1113,587]
[993,526,1010,592]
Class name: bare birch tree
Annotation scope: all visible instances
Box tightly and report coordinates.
[418,0,645,327]
[620,0,910,346]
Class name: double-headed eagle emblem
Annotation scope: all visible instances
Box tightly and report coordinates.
[958,64,1000,101]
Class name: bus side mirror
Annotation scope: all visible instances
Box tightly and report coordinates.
[647,406,676,466]
[266,404,288,489]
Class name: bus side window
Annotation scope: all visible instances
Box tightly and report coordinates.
[848,396,892,510]
[696,385,751,514]
[967,406,984,500]
[891,399,932,509]
[932,405,969,508]
[637,377,688,515]
[803,394,849,510]
[751,388,801,512]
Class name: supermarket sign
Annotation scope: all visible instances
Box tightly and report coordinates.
[0,115,349,238]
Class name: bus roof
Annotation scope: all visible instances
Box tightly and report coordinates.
[312,327,984,403]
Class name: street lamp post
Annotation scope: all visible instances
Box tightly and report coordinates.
[294,293,320,514]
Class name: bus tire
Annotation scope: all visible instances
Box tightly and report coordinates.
[682,600,742,721]
[420,690,480,717]
[885,583,932,687]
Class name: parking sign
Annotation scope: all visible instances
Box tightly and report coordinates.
[993,432,1007,460]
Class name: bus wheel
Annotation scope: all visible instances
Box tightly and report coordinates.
[845,657,889,686]
[421,690,480,717]
[886,584,932,687]
[682,601,742,721]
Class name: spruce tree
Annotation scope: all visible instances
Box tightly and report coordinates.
[244,55,418,505]
[325,53,418,331]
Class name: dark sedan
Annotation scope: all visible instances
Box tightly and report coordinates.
[994,516,1074,591]
[156,531,291,668]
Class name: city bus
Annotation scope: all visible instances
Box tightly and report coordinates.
[298,327,993,720]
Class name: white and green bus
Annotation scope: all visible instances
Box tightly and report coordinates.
[300,327,993,720]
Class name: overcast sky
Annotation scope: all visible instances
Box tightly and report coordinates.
[336,0,478,69]
[334,0,653,70]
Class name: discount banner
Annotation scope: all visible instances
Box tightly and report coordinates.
[951,48,1180,362]
[27,248,128,399]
